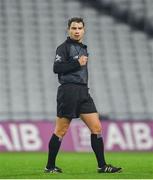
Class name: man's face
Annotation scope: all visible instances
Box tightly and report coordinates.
[68,22,85,42]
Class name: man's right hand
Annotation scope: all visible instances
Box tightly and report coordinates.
[78,55,88,66]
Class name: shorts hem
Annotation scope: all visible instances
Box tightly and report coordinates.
[79,110,97,114]
[57,114,78,119]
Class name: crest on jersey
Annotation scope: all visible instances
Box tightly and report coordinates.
[73,55,79,60]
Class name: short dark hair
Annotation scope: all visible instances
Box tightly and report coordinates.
[68,17,85,28]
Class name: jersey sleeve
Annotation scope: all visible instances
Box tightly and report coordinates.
[53,44,81,74]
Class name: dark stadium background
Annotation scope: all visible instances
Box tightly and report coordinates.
[0,0,153,179]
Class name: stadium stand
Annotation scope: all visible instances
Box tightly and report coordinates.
[0,0,153,121]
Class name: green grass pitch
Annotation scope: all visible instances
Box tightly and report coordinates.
[0,152,153,179]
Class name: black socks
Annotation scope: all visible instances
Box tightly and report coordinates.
[91,134,106,168]
[46,133,106,169]
[46,133,62,169]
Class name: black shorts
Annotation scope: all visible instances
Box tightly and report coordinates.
[57,83,97,119]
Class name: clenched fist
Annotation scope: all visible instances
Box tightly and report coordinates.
[78,55,88,66]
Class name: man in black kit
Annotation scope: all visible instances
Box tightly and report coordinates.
[45,17,122,173]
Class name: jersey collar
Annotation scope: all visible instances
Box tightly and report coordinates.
[66,37,87,48]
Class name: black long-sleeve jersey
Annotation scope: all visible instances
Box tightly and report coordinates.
[53,37,88,85]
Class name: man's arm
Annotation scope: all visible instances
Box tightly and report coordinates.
[53,45,81,74]
[53,60,81,74]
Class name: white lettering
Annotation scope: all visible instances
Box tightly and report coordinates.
[20,124,42,151]
[10,124,21,151]
[106,123,127,150]
[133,123,153,150]
[0,125,13,150]
[79,127,90,146]
[123,123,135,150]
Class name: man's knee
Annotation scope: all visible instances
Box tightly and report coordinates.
[54,117,71,138]
[54,124,69,138]
[91,124,102,134]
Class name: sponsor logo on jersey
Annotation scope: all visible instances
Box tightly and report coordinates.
[55,54,61,62]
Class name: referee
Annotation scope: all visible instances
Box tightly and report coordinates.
[45,17,122,173]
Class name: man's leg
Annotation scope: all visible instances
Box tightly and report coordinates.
[80,113,122,173]
[46,117,71,170]
[80,113,106,168]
